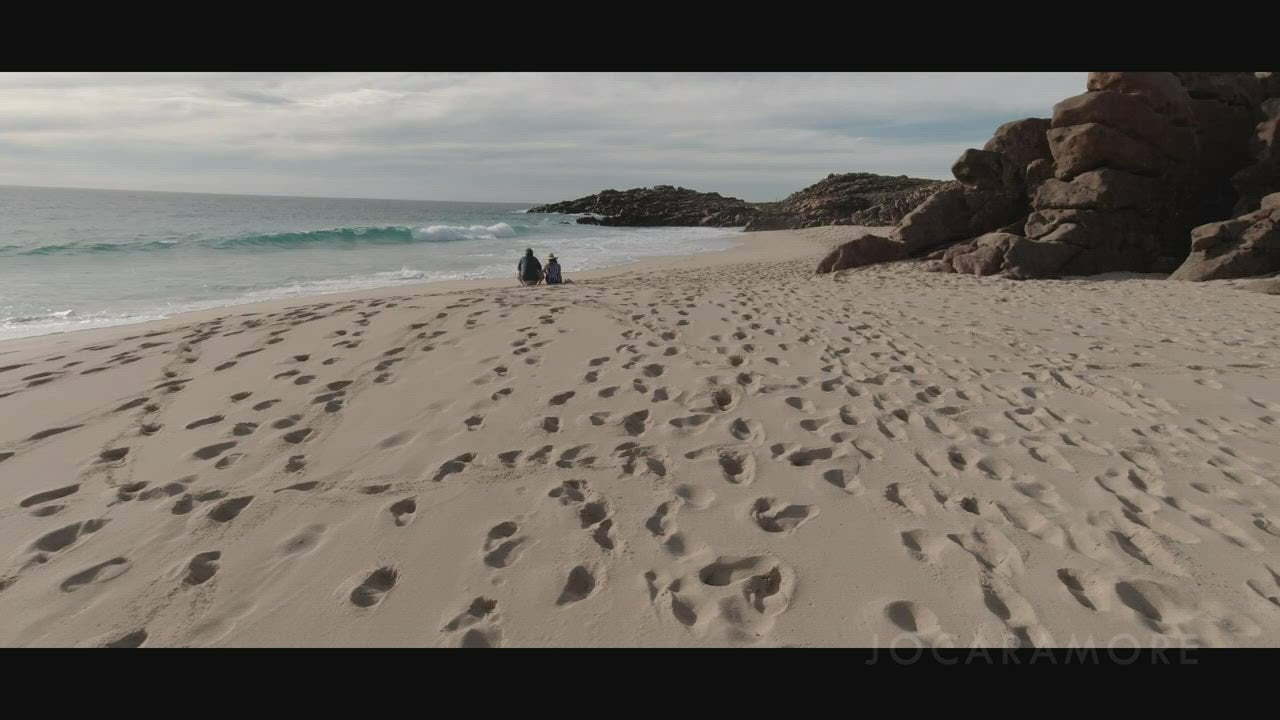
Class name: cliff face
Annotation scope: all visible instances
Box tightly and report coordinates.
[816,71,1280,282]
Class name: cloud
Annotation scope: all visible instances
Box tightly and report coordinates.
[0,72,1086,202]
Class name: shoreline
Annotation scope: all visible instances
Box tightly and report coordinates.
[2,221,1279,647]
[0,226,865,355]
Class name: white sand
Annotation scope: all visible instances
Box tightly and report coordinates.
[2,226,1279,648]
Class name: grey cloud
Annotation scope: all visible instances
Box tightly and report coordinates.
[0,72,1086,202]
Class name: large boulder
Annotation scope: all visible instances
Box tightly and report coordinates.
[854,71,1280,281]
[1047,122,1174,180]
[925,231,1096,279]
[997,72,1206,277]
[1170,192,1280,281]
[1051,91,1196,162]
[1086,72,1196,121]
[927,232,1022,276]
[951,149,1018,190]
[816,118,1049,274]
[1033,169,1164,212]
[983,118,1052,185]
[891,184,1024,255]
[816,233,908,273]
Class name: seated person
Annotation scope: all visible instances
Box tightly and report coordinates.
[544,254,563,285]
[517,248,543,285]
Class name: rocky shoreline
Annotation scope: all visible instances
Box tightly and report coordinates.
[528,186,757,227]
[816,71,1280,282]
[531,72,1280,284]
[526,173,946,231]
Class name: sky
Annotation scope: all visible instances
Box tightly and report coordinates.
[0,72,1087,204]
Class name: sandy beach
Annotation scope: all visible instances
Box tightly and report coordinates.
[2,225,1279,648]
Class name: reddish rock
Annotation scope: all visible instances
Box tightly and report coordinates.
[815,233,908,273]
[937,233,1021,275]
[1170,192,1280,281]
[983,118,1052,183]
[1047,122,1173,180]
[1086,72,1195,122]
[1051,91,1195,161]
[951,149,1017,190]
[1033,169,1163,212]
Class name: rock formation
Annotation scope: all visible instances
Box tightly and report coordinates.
[817,71,1280,282]
[742,173,944,230]
[817,117,1051,274]
[1170,192,1280,281]
[527,186,757,227]
[527,174,944,230]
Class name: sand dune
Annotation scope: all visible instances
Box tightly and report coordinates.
[1,227,1279,648]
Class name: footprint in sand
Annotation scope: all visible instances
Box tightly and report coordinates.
[185,415,223,430]
[31,519,108,553]
[349,567,398,608]
[442,597,503,647]
[103,629,148,648]
[20,484,80,509]
[556,565,599,606]
[61,557,131,593]
[208,496,253,523]
[184,551,222,586]
[714,448,756,485]
[433,452,475,481]
[388,497,417,527]
[98,447,130,463]
[749,498,819,534]
[282,428,313,444]
[193,441,236,460]
[482,521,527,568]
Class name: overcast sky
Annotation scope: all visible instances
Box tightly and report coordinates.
[0,72,1086,203]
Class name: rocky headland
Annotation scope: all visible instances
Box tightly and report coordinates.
[817,71,1280,282]
[526,173,946,231]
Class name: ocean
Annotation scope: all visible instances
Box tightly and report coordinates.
[0,185,740,341]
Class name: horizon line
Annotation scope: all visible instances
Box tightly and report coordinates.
[0,182,543,207]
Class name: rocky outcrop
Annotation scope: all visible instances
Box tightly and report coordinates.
[527,186,758,227]
[1170,192,1280,281]
[527,174,946,231]
[815,233,907,273]
[820,71,1280,281]
[1167,73,1280,282]
[1231,77,1280,214]
[1011,72,1206,276]
[816,117,1050,274]
[742,173,945,231]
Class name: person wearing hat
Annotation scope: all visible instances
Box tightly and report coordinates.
[517,248,543,286]
[544,253,563,285]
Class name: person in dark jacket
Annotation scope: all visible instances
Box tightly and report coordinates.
[517,248,543,285]
[544,254,563,285]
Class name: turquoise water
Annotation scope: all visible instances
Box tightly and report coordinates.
[0,185,739,340]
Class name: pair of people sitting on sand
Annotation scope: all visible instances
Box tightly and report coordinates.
[518,248,564,286]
